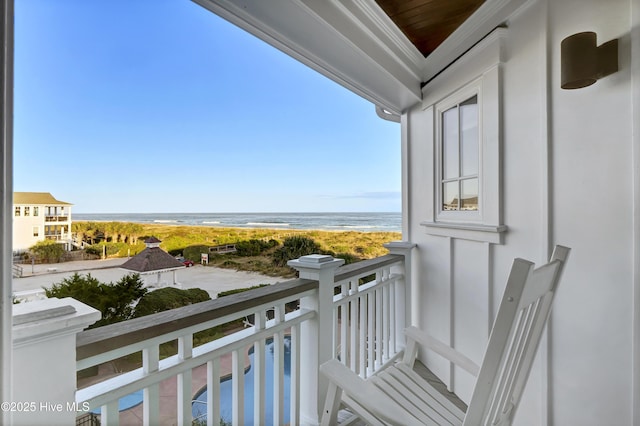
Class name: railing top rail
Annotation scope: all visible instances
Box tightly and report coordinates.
[76,278,316,361]
[334,254,403,283]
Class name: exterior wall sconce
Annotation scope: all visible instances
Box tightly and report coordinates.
[561,32,618,89]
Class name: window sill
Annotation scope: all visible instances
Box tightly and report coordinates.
[420,221,507,244]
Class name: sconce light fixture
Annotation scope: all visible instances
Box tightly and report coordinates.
[561,32,618,89]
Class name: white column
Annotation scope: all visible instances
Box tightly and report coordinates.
[384,241,416,349]
[288,255,344,426]
[11,297,100,426]
[0,1,14,423]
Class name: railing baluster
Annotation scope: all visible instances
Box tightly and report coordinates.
[332,300,339,359]
[178,334,193,426]
[359,291,367,378]
[290,323,301,426]
[382,270,390,362]
[340,301,348,365]
[340,280,349,366]
[206,358,220,426]
[143,345,160,426]
[100,400,119,426]
[375,271,383,369]
[273,304,285,426]
[253,309,266,426]
[232,348,244,426]
[367,290,375,376]
[390,274,397,354]
[349,279,358,372]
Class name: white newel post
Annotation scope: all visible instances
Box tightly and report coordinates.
[384,241,416,351]
[11,297,100,426]
[288,254,344,426]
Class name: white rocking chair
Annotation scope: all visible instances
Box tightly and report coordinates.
[320,245,570,426]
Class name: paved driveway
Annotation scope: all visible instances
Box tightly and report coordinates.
[12,258,283,298]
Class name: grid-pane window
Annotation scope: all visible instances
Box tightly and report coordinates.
[24,206,30,216]
[33,227,39,237]
[34,206,39,216]
[442,95,479,211]
[15,207,20,216]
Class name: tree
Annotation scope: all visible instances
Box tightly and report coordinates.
[123,223,143,245]
[104,274,147,323]
[45,273,147,328]
[72,222,89,246]
[30,240,65,263]
[84,222,101,244]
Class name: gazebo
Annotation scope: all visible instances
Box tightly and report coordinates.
[120,236,185,288]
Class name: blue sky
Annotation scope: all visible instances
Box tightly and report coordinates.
[13,0,400,213]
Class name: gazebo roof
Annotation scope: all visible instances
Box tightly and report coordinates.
[120,247,184,273]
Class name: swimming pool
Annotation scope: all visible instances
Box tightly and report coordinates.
[192,336,292,425]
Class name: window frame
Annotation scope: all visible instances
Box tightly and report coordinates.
[420,28,507,244]
[435,81,483,223]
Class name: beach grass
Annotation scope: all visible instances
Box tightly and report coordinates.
[76,221,402,277]
[140,224,401,256]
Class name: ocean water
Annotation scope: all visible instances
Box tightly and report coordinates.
[72,212,402,233]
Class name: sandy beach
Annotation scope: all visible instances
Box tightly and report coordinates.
[12,258,283,299]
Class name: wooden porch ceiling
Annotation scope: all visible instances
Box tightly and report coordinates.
[375,0,486,57]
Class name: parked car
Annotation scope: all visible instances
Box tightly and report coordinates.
[182,260,194,267]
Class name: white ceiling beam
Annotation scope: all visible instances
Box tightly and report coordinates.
[192,0,531,113]
[192,0,421,114]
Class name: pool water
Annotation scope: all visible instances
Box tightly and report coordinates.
[192,336,292,425]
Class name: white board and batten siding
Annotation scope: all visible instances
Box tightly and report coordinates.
[404,0,639,425]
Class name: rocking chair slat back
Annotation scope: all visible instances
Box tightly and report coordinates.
[464,245,570,426]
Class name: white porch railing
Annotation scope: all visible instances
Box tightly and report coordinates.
[10,244,413,426]
[75,278,316,426]
[332,254,409,379]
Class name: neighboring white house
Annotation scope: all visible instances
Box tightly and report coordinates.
[12,192,73,252]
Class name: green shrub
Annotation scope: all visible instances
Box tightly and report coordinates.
[84,242,147,258]
[216,284,270,298]
[45,273,147,328]
[183,245,211,262]
[85,245,101,256]
[30,240,65,263]
[235,239,274,256]
[334,252,360,265]
[271,236,321,267]
[221,260,240,268]
[134,287,211,317]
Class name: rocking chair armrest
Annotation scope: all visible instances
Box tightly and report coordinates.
[320,359,424,426]
[405,326,480,377]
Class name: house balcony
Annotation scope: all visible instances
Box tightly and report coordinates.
[44,233,66,241]
[45,215,69,222]
[10,242,416,426]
